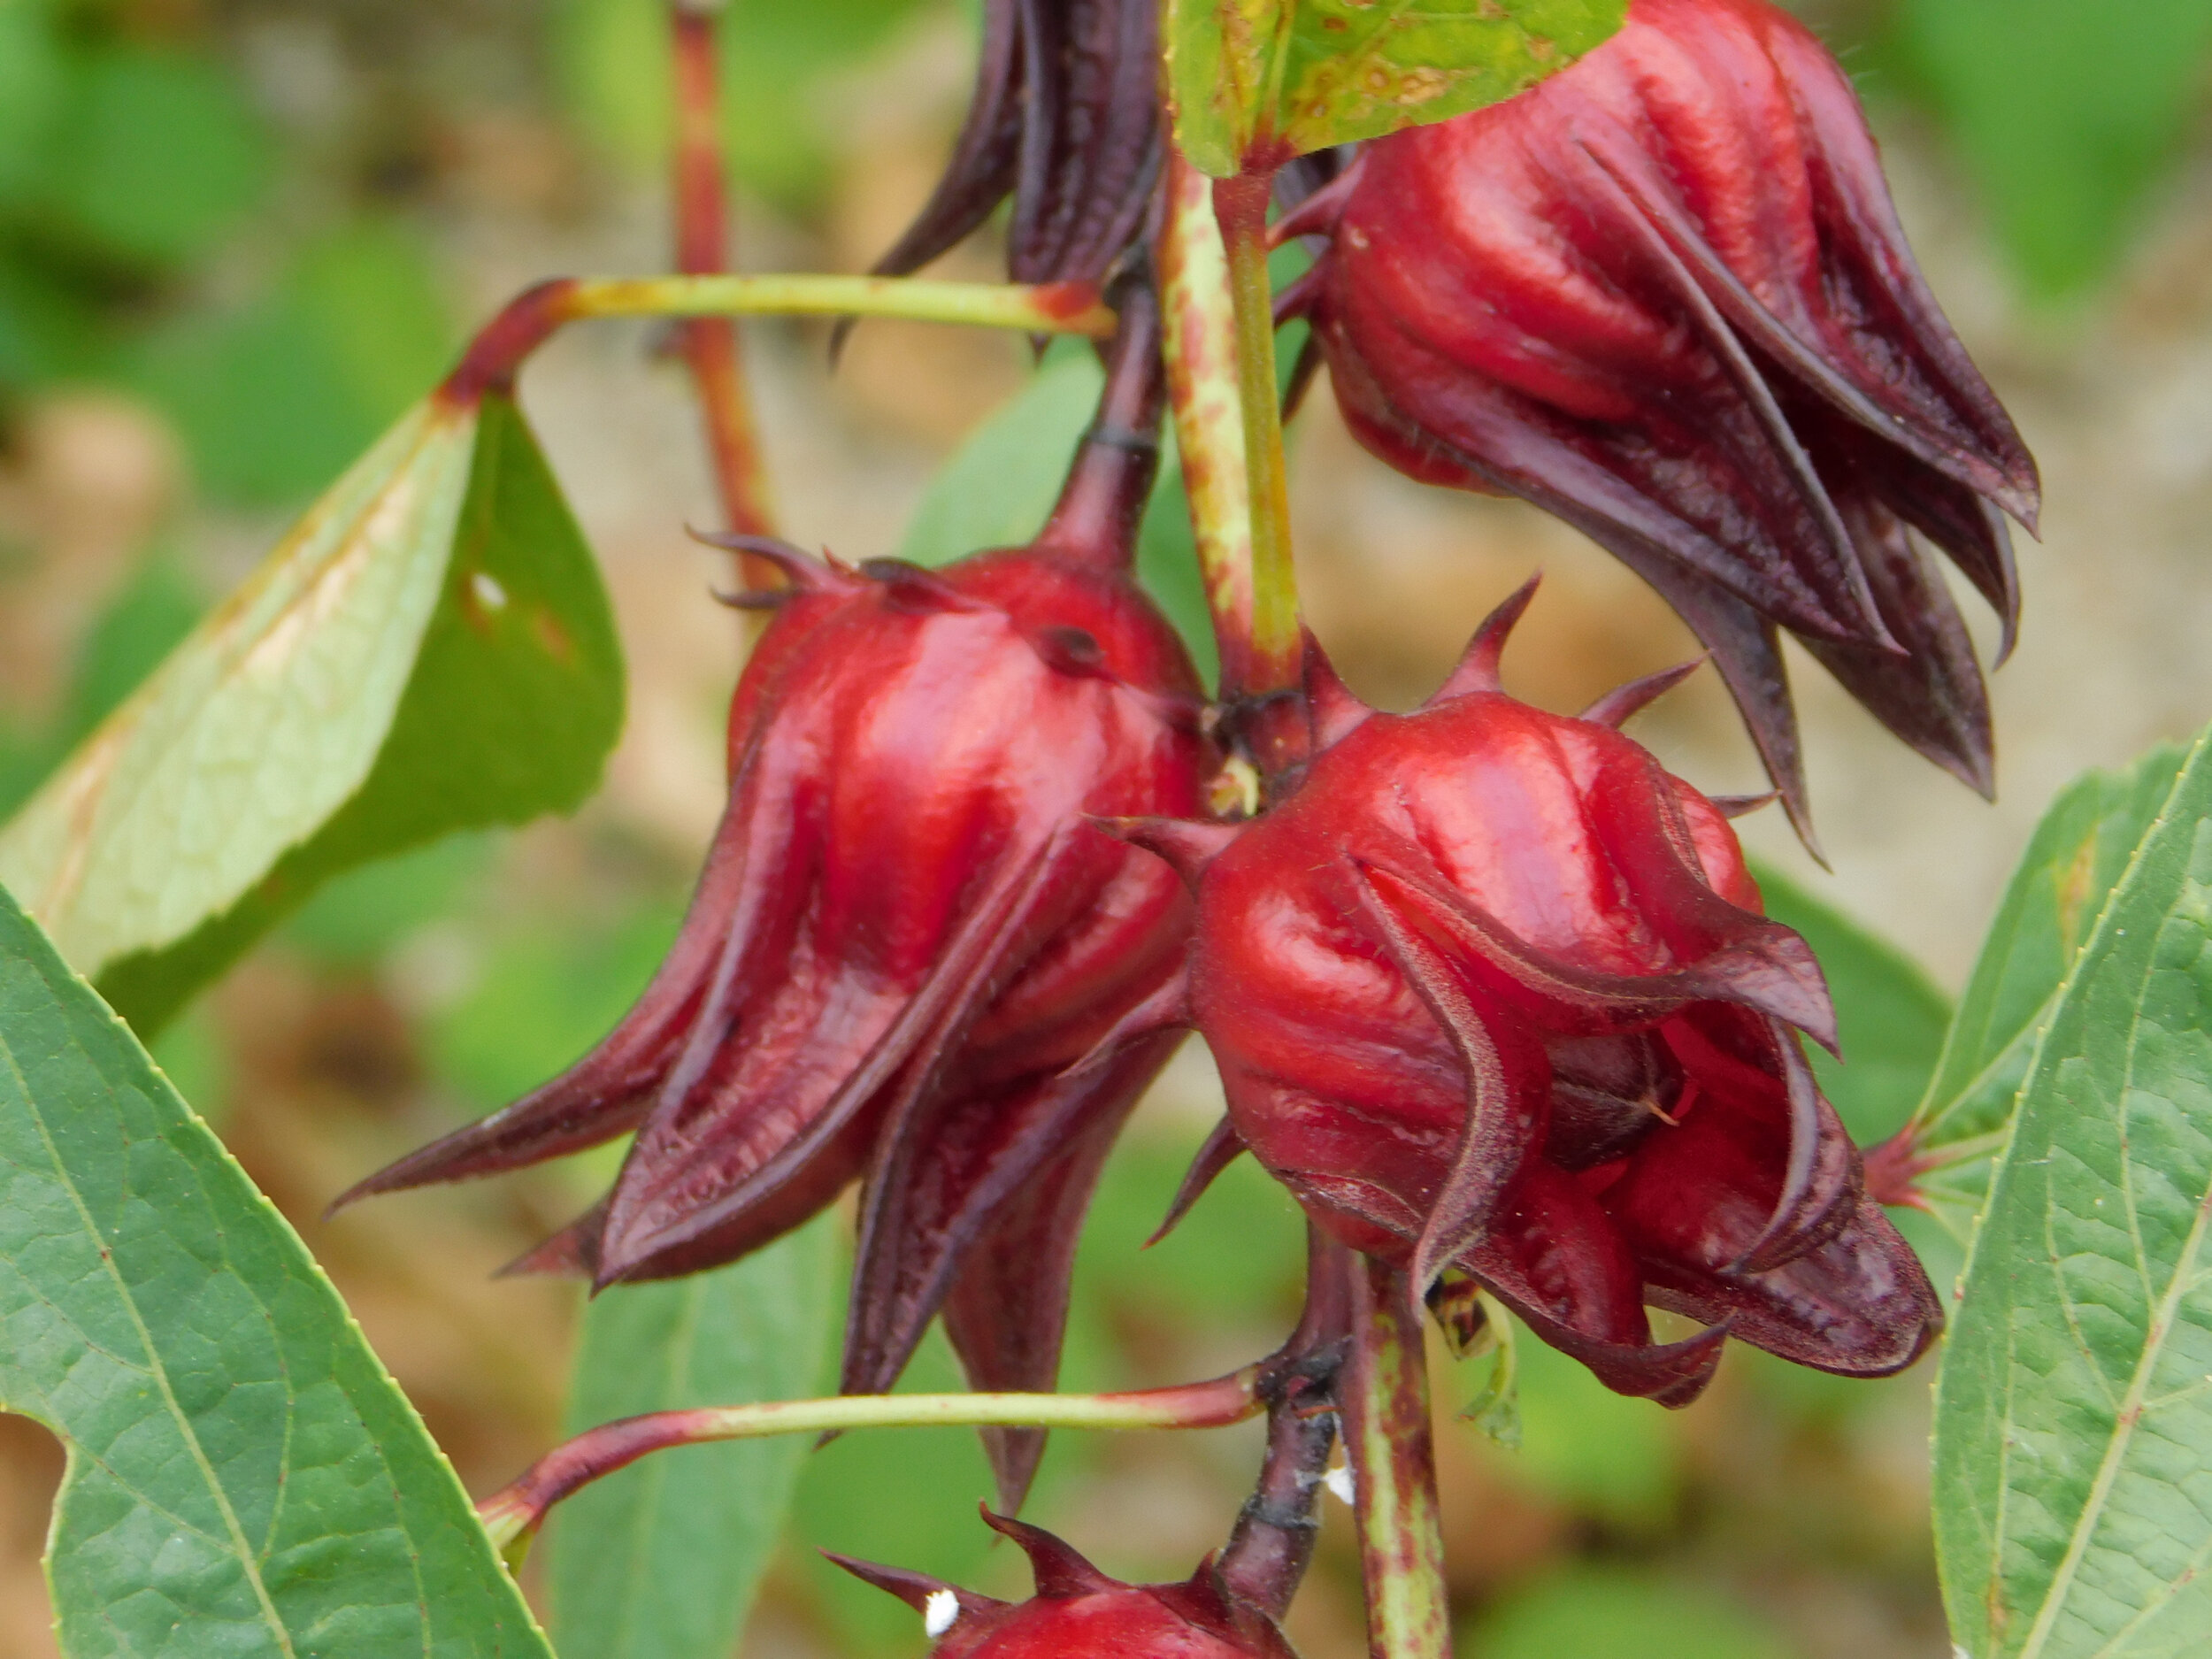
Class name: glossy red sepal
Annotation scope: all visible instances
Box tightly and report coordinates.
[1308,0,2037,837]
[1173,609,1939,1403]
[338,431,1207,1512]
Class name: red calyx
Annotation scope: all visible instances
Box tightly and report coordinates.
[338,291,1205,1513]
[1146,586,1939,1407]
[866,0,1160,287]
[1297,0,2039,845]
[831,1509,1299,1658]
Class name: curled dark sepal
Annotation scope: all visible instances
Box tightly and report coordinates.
[1578,62,2039,535]
[849,1032,1179,1513]
[1604,1025,1863,1283]
[1149,1115,1249,1247]
[872,0,1162,287]
[1643,1195,1941,1377]
[1349,860,1548,1294]
[1578,150,1893,650]
[1590,752,1838,1050]
[593,831,1071,1286]
[1739,1017,1863,1272]
[1327,328,1837,847]
[866,0,1024,280]
[1354,834,1832,1056]
[1798,492,1996,799]
[329,796,764,1211]
[1466,1163,1725,1408]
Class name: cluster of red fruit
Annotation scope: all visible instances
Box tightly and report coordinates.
[343,0,2034,1649]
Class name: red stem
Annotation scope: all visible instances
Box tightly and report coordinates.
[1032,274,1167,571]
[670,1,777,575]
[1217,1225,1356,1619]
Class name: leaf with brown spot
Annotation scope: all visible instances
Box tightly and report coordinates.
[1164,0,1627,176]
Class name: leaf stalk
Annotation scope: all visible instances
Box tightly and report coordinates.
[440,275,1117,406]
[477,1365,1265,1557]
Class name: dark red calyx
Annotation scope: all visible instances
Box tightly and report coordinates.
[1303,0,2037,841]
[831,1509,1299,1658]
[339,532,1209,1514]
[865,0,1160,287]
[1161,606,1939,1405]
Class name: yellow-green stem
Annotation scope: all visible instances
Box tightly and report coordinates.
[1211,169,1302,698]
[442,274,1115,404]
[1344,1256,1452,1659]
[477,1365,1263,1557]
[1160,150,1256,696]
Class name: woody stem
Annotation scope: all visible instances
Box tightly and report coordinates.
[440,275,1118,407]
[668,0,776,564]
[476,1365,1266,1561]
[1343,1256,1452,1659]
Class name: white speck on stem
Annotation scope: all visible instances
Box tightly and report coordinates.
[472,571,510,611]
[924,1589,960,1639]
[1323,1463,1356,1505]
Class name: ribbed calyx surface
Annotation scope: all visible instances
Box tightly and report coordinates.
[1130,589,1939,1406]
[1296,0,2039,842]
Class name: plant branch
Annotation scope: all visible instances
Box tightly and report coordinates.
[477,1365,1265,1558]
[1343,1255,1451,1659]
[668,0,775,546]
[1032,271,1166,571]
[1211,166,1302,706]
[441,275,1118,406]
[1217,1225,1356,1619]
[1160,149,1256,695]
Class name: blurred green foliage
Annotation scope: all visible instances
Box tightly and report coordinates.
[1878,0,2212,302]
[1463,1564,1796,1659]
[551,0,934,208]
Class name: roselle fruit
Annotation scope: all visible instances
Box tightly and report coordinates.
[1118,584,1939,1405]
[338,289,1204,1509]
[1290,0,2039,840]
[833,1509,1299,1659]
[872,0,1159,285]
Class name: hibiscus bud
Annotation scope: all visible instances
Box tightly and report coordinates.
[338,288,1205,1511]
[869,0,1160,286]
[1132,583,1939,1406]
[1290,0,2039,841]
[832,1509,1299,1658]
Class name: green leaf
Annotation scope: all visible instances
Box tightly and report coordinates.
[1885,0,2212,301]
[0,879,552,1658]
[0,391,624,1035]
[1463,1564,1794,1659]
[0,0,66,209]
[40,45,269,266]
[1751,861,1951,1146]
[547,1215,839,1659]
[1164,0,1628,177]
[1906,743,2191,1233]
[1932,723,2212,1655]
